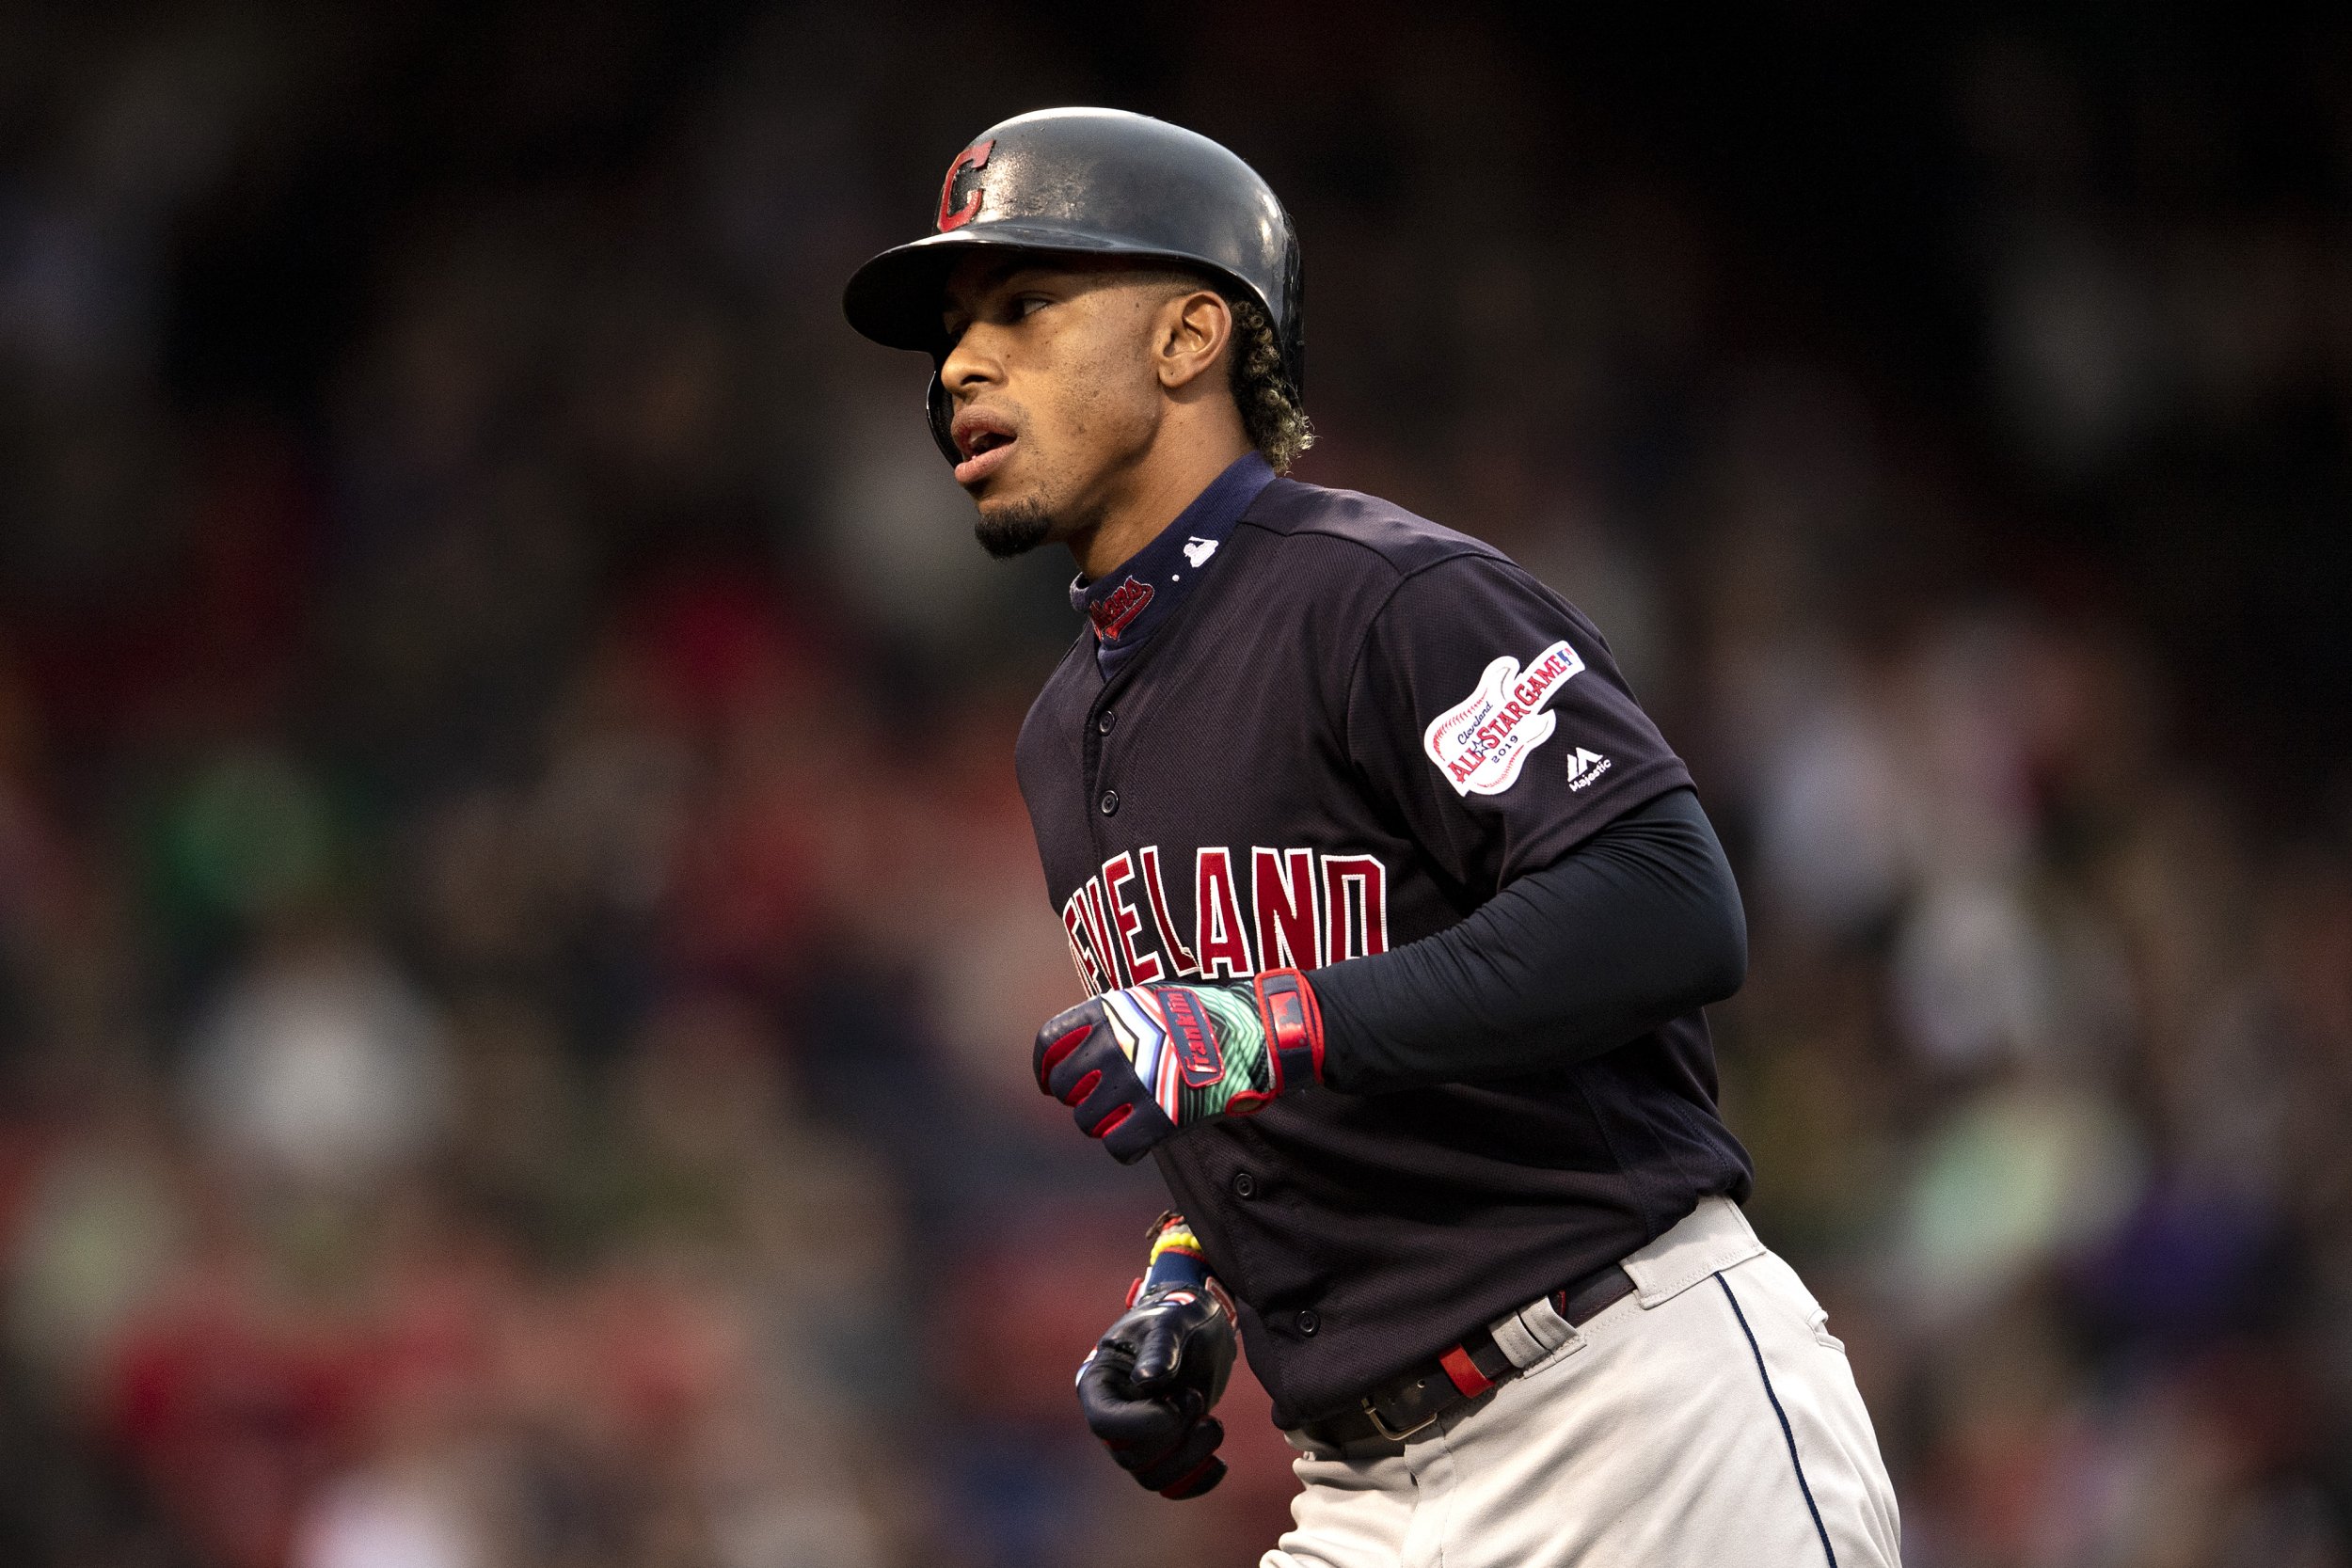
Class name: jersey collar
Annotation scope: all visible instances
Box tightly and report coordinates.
[1072,451,1276,678]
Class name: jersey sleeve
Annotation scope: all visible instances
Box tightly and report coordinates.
[1343,553,1692,899]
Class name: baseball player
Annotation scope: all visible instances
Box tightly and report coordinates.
[845,107,1901,1567]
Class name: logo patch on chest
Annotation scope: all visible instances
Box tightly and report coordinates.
[1422,640,1585,796]
[1089,576,1154,641]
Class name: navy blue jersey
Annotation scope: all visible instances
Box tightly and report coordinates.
[1014,473,1753,1427]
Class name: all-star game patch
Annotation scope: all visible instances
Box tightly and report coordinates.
[1422,640,1585,797]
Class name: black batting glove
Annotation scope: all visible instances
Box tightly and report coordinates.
[1076,1280,1237,1499]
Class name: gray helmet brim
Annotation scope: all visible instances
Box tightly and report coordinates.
[844,222,1275,361]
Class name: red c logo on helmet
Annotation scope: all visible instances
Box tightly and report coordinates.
[936,138,993,231]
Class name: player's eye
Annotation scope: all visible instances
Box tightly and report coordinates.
[1014,293,1054,318]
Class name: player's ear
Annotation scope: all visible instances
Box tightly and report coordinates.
[1152,289,1232,392]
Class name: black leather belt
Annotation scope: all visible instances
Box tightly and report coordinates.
[1297,1263,1638,1447]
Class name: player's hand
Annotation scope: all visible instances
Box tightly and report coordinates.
[1033,969,1326,1162]
[1077,1282,1237,1499]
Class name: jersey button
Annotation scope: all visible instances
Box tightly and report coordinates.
[1097,710,1117,734]
[1099,789,1119,816]
[1232,1170,1257,1199]
[1295,1309,1320,1337]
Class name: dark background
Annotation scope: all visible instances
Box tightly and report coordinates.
[0,4,2347,1565]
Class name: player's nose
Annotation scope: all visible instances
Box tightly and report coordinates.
[939,323,1004,404]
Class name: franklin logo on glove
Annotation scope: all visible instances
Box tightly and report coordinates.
[1159,987,1226,1086]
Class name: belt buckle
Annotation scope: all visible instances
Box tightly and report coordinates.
[1360,1391,1441,1443]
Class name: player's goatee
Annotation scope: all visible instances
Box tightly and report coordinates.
[976,500,1054,559]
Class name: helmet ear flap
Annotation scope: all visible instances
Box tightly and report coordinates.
[927,370,959,465]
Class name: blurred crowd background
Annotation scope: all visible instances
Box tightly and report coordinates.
[0,4,2348,1565]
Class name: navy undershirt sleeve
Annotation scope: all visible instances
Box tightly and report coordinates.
[1309,788,1747,1094]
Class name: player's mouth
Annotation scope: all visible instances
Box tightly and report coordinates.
[951,409,1020,487]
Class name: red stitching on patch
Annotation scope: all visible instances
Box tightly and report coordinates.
[1088,576,1154,641]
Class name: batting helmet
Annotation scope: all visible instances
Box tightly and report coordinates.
[842,107,1304,465]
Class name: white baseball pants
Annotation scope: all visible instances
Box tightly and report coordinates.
[1263,1197,1902,1568]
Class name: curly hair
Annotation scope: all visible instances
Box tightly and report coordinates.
[1127,267,1312,471]
[1225,296,1313,472]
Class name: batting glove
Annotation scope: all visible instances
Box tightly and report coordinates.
[1033,969,1326,1163]
[1077,1217,1235,1499]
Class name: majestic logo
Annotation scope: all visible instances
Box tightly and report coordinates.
[1089,576,1154,641]
[935,138,993,231]
[1183,536,1218,568]
[1565,747,1613,791]
[1422,640,1585,796]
